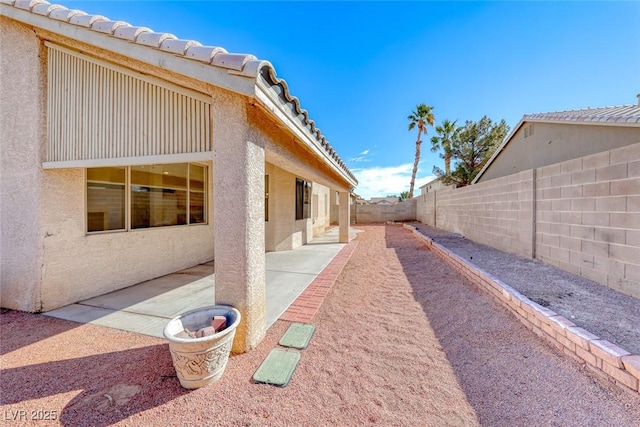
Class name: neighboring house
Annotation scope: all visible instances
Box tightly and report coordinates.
[370,197,399,205]
[419,177,452,195]
[354,195,368,205]
[473,97,640,183]
[0,0,357,352]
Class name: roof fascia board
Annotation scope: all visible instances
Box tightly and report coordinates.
[1,4,256,96]
[255,80,357,187]
[42,152,213,169]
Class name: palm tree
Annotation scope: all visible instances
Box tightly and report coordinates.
[430,119,458,175]
[407,104,435,198]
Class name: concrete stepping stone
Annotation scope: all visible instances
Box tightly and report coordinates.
[279,323,316,349]
[253,348,301,387]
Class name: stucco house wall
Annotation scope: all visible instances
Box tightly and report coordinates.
[265,162,311,251]
[1,16,46,312]
[1,17,218,311]
[0,16,329,311]
[311,184,331,236]
[1,1,357,352]
[477,122,640,183]
[39,166,214,310]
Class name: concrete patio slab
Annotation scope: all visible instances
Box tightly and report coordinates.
[80,274,215,319]
[43,304,169,335]
[44,227,358,338]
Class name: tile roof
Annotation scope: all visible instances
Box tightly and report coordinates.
[1,0,357,185]
[472,101,640,184]
[523,104,640,125]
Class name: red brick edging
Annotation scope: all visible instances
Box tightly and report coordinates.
[279,241,358,323]
[403,223,640,396]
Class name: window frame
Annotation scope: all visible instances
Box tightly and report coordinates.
[265,175,269,222]
[295,178,312,221]
[86,162,208,234]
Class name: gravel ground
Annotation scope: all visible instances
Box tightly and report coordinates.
[1,225,639,426]
[410,222,640,355]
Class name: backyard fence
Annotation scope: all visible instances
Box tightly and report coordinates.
[357,142,640,299]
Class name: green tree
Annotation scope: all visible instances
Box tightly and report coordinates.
[433,115,509,187]
[430,119,458,175]
[407,104,435,198]
[399,191,410,202]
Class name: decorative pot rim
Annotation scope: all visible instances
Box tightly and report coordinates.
[163,304,241,344]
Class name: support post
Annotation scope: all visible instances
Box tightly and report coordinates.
[212,96,266,353]
[338,191,350,243]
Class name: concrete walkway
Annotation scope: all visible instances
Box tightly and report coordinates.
[44,227,359,338]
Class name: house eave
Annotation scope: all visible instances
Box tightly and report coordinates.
[0,3,258,96]
[1,0,358,188]
[255,78,358,188]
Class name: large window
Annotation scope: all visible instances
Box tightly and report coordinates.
[86,163,207,233]
[87,167,126,232]
[295,178,312,220]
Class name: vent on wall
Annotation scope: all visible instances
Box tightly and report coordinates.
[47,43,213,163]
[524,124,534,138]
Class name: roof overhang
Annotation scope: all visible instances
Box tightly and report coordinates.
[1,0,357,188]
[0,1,258,95]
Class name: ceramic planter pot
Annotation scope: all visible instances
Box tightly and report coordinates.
[163,305,241,389]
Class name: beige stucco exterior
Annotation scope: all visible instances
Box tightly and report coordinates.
[39,166,215,311]
[264,163,331,251]
[476,122,640,183]
[0,4,356,352]
[0,16,46,312]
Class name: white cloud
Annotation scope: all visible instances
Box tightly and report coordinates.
[349,156,370,163]
[350,148,372,162]
[351,163,436,199]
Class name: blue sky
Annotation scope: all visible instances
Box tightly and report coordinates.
[60,1,640,198]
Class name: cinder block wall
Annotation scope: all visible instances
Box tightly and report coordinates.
[435,170,535,258]
[416,191,436,226]
[355,199,417,223]
[535,143,640,298]
[414,142,640,299]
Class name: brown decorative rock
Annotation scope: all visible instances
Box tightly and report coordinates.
[195,326,217,338]
[211,316,227,332]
